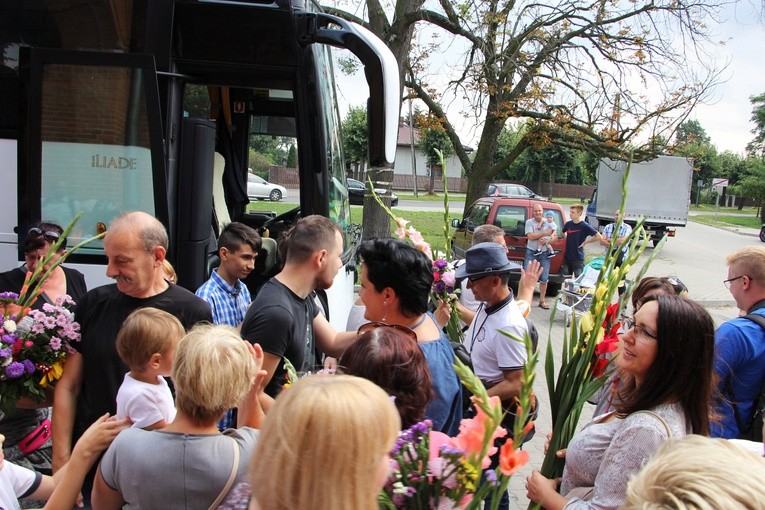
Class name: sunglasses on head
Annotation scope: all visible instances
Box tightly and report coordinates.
[356,321,418,341]
[28,227,61,243]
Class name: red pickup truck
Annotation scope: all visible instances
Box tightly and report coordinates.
[451,197,567,295]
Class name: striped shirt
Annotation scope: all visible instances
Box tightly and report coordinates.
[602,222,632,253]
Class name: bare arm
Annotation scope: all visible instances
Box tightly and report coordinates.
[581,232,604,247]
[92,468,127,510]
[313,314,356,358]
[52,352,84,472]
[486,368,524,402]
[40,414,130,509]
[257,352,281,412]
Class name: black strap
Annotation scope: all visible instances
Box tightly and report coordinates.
[725,309,765,435]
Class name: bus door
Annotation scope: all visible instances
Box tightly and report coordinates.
[18,48,166,286]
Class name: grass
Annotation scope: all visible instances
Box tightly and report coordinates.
[247,201,458,248]
[692,214,762,229]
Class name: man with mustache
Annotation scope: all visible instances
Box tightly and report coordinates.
[51,211,211,504]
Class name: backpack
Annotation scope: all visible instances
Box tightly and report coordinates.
[724,312,765,442]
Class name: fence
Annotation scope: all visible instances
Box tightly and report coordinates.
[268,166,596,200]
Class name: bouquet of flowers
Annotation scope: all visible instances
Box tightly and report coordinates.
[381,335,538,510]
[0,212,102,413]
[432,258,463,344]
[530,159,665,508]
[0,293,80,411]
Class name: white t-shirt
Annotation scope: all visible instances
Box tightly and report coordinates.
[0,460,41,510]
[464,296,528,384]
[116,373,176,429]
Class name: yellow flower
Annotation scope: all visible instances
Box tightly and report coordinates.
[580,312,594,334]
[594,284,607,300]
[620,263,632,276]
[594,327,605,345]
[594,300,604,316]
[39,361,63,387]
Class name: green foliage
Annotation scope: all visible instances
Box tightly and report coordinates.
[746,93,765,158]
[248,149,274,177]
[418,119,454,166]
[728,158,765,204]
[341,105,368,165]
[286,144,297,168]
[674,120,711,147]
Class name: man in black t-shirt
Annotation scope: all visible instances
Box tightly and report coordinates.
[51,212,211,495]
[561,204,602,277]
[241,215,357,410]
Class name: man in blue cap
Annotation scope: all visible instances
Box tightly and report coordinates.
[456,242,531,510]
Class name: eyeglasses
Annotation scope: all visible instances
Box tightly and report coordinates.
[723,275,747,290]
[28,227,61,243]
[356,322,418,341]
[468,274,490,283]
[623,317,657,341]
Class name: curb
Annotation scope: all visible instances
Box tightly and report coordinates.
[693,300,737,308]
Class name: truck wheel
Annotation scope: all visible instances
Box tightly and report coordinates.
[652,238,660,248]
[760,227,765,243]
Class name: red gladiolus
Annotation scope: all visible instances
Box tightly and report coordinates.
[593,357,610,378]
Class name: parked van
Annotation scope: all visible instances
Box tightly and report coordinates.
[452,197,567,295]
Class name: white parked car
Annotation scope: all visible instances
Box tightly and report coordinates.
[247,173,287,202]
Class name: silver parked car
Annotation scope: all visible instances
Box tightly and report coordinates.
[248,173,287,202]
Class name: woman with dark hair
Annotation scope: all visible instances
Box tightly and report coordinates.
[0,222,86,308]
[527,295,716,510]
[355,238,462,436]
[340,325,434,429]
[0,222,87,503]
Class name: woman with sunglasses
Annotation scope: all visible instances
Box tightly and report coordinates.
[0,222,87,504]
[340,325,434,429]
[526,295,715,510]
[0,222,87,309]
[355,238,462,436]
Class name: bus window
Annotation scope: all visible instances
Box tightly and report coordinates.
[22,50,165,258]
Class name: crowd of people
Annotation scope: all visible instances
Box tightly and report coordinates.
[1,209,764,510]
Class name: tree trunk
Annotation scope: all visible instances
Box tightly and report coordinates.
[362,167,395,240]
[428,164,436,195]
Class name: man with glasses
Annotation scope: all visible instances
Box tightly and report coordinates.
[712,246,765,438]
[456,242,530,510]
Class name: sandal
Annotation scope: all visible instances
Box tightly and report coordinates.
[539,301,550,309]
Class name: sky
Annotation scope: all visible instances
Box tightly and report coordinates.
[333,2,764,156]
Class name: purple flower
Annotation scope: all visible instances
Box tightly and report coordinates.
[0,347,11,359]
[434,259,449,270]
[42,303,56,313]
[5,362,25,378]
[22,359,35,374]
[56,314,69,327]
[0,292,19,301]
[43,316,56,329]
[2,334,16,344]
[433,281,446,293]
[484,469,499,486]
[49,336,62,351]
[31,323,45,335]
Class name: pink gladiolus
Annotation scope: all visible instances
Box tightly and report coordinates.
[498,438,529,476]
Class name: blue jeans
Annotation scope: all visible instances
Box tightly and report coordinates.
[524,249,550,283]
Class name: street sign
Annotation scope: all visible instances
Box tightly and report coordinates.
[712,178,729,187]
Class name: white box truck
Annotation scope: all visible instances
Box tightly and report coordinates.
[586,155,693,247]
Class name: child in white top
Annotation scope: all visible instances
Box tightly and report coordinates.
[115,307,184,430]
[536,211,558,258]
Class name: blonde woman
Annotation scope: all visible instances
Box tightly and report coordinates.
[623,434,765,509]
[221,375,401,510]
[92,324,266,509]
